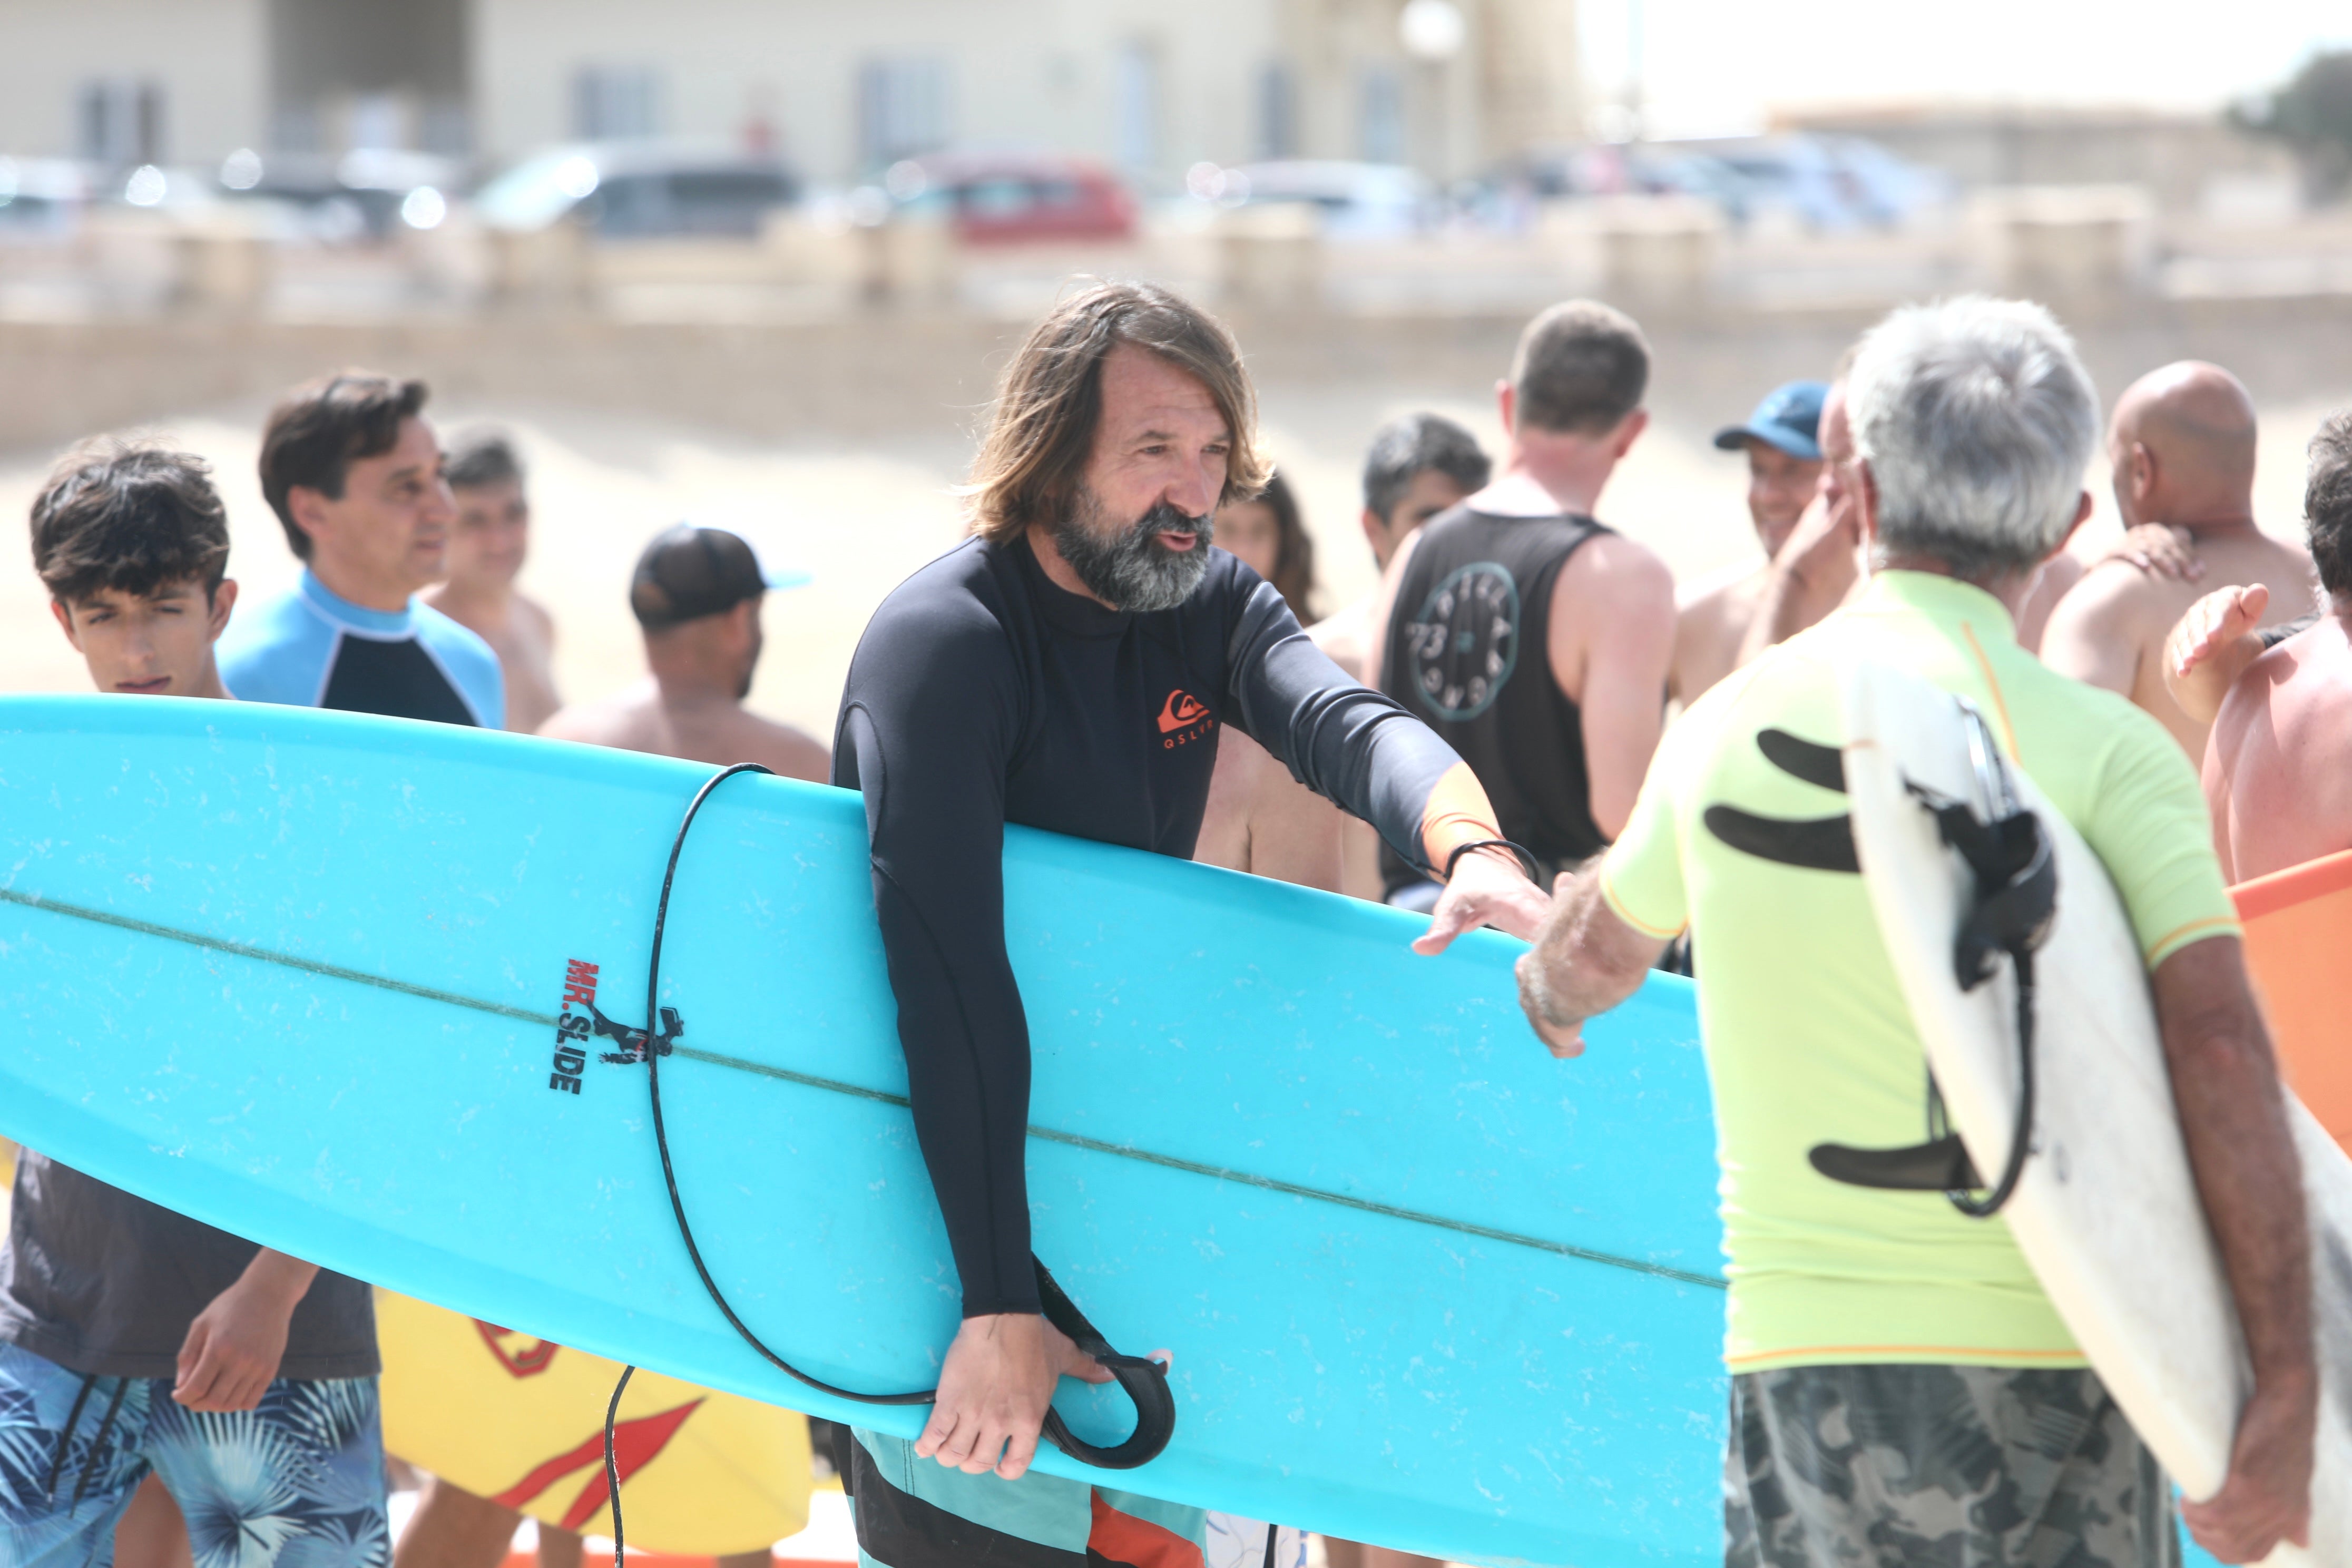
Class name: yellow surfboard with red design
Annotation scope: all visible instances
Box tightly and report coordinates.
[2233,848,2352,1155]
[377,1290,811,1554]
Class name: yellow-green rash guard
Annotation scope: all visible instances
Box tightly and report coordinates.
[1602,570,2239,1373]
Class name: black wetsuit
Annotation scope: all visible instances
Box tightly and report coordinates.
[834,534,1476,1317]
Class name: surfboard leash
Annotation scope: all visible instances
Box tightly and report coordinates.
[599,761,1173,1526]
[1807,704,2053,1217]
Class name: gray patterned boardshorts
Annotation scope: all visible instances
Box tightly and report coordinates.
[1725,1363,2181,1568]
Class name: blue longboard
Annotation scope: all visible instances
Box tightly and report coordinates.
[0,696,1724,1566]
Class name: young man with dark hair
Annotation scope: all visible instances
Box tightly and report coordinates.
[6,438,389,1568]
[831,280,1542,1568]
[1309,412,1491,683]
[221,370,503,728]
[424,428,562,733]
[1303,414,1493,901]
[538,524,827,780]
[1367,299,1677,909]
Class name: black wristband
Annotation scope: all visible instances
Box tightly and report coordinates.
[1442,837,1542,884]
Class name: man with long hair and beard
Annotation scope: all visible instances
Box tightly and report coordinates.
[828,282,1545,1567]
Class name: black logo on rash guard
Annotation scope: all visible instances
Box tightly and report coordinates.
[1701,728,1859,874]
[1404,561,1520,722]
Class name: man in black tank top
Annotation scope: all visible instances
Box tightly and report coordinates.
[1373,300,1678,905]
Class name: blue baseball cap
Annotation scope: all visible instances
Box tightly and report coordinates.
[1713,380,1828,462]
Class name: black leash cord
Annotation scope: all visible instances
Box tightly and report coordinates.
[1944,950,2036,1218]
[633,765,935,1408]
[602,1364,633,1568]
[600,762,1175,1496]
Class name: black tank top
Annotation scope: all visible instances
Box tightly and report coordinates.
[1378,505,1610,894]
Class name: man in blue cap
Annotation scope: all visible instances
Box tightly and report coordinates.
[1668,378,1827,704]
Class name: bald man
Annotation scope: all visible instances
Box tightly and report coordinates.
[2041,361,2317,756]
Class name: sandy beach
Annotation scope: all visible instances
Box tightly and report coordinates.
[3,384,2335,737]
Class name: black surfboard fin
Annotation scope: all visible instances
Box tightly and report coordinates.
[1808,1134,1984,1193]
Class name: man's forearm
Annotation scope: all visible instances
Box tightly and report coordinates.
[238,1249,320,1308]
[2154,942,2314,1397]
[1522,868,1659,1032]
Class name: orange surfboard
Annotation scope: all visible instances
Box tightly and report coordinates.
[2233,847,2352,1154]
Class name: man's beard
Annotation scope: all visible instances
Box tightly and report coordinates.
[1052,491,1215,613]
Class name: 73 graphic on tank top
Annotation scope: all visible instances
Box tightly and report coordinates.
[1405,562,1520,721]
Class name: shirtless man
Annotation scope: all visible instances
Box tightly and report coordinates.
[417,525,812,1568]
[537,525,828,781]
[2162,411,2352,881]
[2041,360,2318,756]
[1368,299,1678,907]
[1309,414,1491,682]
[1669,380,1825,703]
[423,429,561,732]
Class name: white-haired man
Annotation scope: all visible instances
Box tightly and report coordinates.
[1512,298,2314,1566]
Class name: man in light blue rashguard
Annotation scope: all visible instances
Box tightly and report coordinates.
[220,371,504,728]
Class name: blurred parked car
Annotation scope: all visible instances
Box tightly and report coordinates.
[1669,135,1954,230]
[1196,160,1432,239]
[883,152,1136,244]
[0,158,95,239]
[1493,134,1952,232]
[476,142,802,238]
[215,148,462,241]
[1498,143,1752,217]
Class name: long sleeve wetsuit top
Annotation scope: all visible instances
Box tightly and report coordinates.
[834,533,1503,1317]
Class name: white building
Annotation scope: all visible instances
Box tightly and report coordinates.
[0,0,1582,187]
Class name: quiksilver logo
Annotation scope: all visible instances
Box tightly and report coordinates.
[1158,688,1215,749]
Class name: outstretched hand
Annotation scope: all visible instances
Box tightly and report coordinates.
[1414,847,1546,955]
[2169,583,2269,679]
[916,1311,1111,1479]
[2161,583,2272,729]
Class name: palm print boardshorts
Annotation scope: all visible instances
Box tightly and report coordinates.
[1725,1363,2181,1568]
[0,1341,389,1568]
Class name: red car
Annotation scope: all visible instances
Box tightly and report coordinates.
[887,152,1136,244]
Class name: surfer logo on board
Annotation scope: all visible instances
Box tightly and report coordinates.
[1157,688,1214,749]
[587,1000,684,1067]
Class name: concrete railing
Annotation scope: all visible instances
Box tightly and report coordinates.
[1969,184,2157,313]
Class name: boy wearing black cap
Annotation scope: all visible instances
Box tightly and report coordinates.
[537,524,828,780]
[1668,378,1827,705]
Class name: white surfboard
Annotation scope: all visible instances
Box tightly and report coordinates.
[1841,661,2351,1567]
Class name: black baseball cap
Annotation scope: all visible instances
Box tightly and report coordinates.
[629,524,810,631]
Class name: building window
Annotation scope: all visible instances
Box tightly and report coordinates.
[573,66,661,142]
[1358,65,1404,165]
[78,79,164,166]
[857,55,950,171]
[1113,40,1160,173]
[1257,62,1297,160]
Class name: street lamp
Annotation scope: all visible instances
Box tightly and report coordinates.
[1398,0,1463,187]
[1399,0,1466,61]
